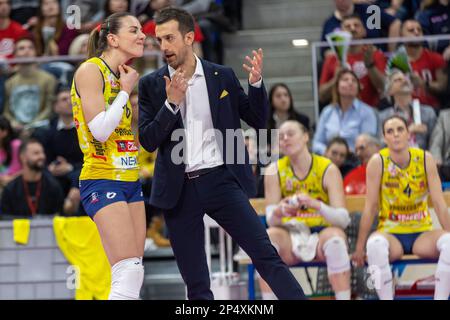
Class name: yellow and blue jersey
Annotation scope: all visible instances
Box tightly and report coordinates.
[277,154,332,228]
[378,147,432,234]
[71,57,139,182]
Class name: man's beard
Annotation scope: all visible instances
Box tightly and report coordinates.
[27,161,45,172]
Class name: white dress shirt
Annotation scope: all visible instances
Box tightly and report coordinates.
[166,55,223,172]
[165,55,262,173]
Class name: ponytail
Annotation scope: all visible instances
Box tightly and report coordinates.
[87,27,101,58]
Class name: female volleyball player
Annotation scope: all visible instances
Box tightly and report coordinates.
[260,120,352,300]
[353,115,450,300]
[71,12,146,300]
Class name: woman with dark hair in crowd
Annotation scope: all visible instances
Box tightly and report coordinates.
[267,83,310,132]
[0,116,22,188]
[33,0,78,56]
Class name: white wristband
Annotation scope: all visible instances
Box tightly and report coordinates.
[88,90,129,143]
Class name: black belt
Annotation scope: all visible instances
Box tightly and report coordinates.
[185,165,224,179]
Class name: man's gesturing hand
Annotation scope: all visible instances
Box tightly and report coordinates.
[164,69,188,106]
[243,48,263,85]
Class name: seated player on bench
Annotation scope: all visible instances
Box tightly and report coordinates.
[259,120,351,300]
[352,115,450,300]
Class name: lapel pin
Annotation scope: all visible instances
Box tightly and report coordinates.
[214,71,218,75]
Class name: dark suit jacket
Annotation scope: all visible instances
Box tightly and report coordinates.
[138,58,269,209]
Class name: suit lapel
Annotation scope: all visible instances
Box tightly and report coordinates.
[201,59,220,127]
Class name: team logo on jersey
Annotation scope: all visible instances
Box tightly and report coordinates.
[90,192,99,204]
[106,192,117,199]
[116,140,138,152]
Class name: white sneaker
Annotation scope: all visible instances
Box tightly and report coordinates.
[144,238,157,251]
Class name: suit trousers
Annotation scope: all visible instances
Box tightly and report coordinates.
[164,165,306,300]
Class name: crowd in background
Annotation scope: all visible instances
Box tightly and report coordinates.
[0,0,449,249]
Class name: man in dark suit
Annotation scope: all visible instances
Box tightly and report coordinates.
[138,7,306,300]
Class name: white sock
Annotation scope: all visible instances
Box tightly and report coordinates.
[366,235,393,300]
[435,233,450,300]
[261,291,278,300]
[335,290,351,300]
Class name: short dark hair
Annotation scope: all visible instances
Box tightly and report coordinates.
[155,7,195,35]
[326,136,349,153]
[382,114,409,135]
[13,36,36,55]
[19,138,42,156]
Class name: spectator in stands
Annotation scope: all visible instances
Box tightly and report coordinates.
[379,69,437,150]
[354,0,418,21]
[324,136,355,177]
[68,33,89,57]
[343,133,381,195]
[32,0,78,56]
[416,0,450,108]
[416,0,450,55]
[430,109,450,181]
[321,0,401,56]
[0,0,29,59]
[102,0,130,18]
[10,0,39,28]
[142,0,204,58]
[3,37,57,132]
[261,120,351,300]
[319,14,387,108]
[68,33,89,71]
[353,115,450,300]
[0,138,64,217]
[176,0,227,64]
[0,116,22,189]
[32,86,82,204]
[267,83,310,132]
[223,0,242,31]
[401,19,448,110]
[314,69,378,155]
